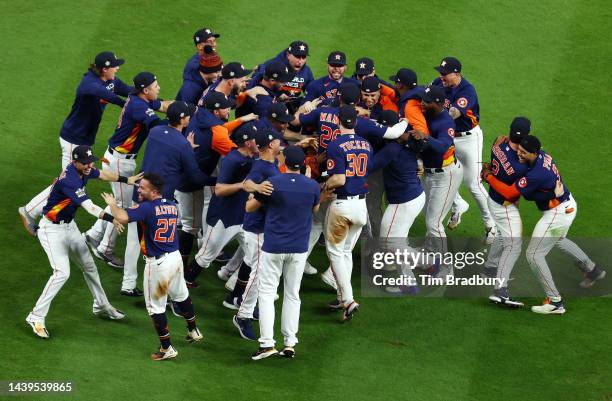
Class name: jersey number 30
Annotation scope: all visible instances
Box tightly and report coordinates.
[346,154,368,177]
[154,218,177,243]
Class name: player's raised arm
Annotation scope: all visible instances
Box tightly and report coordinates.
[98,170,144,185]
[101,192,129,225]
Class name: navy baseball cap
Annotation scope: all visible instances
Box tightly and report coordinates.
[167,101,197,123]
[221,62,250,80]
[328,51,346,66]
[255,128,282,148]
[520,135,541,154]
[283,146,305,170]
[377,110,400,126]
[133,72,157,91]
[264,61,294,82]
[288,40,309,57]
[72,145,98,164]
[509,117,531,144]
[389,68,417,87]
[193,27,220,45]
[339,82,360,105]
[435,56,462,75]
[267,102,293,123]
[361,76,381,93]
[204,91,235,110]
[355,57,374,75]
[231,122,258,145]
[95,51,124,69]
[421,85,446,103]
[339,105,358,129]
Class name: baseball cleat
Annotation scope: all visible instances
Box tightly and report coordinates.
[233,315,257,341]
[217,266,232,282]
[447,203,469,230]
[531,298,566,315]
[222,295,241,310]
[169,301,183,317]
[320,268,338,290]
[488,288,523,308]
[92,248,124,269]
[579,266,606,288]
[120,287,143,297]
[84,233,101,251]
[484,226,497,245]
[279,346,295,358]
[151,345,178,361]
[342,301,360,322]
[251,346,278,360]
[18,207,38,236]
[328,299,343,310]
[93,304,126,320]
[303,261,318,275]
[215,249,233,263]
[26,316,49,339]
[185,327,203,343]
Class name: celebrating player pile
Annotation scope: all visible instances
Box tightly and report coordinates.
[18,27,606,361]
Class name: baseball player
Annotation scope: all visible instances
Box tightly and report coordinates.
[176,45,223,104]
[324,105,373,321]
[236,61,294,118]
[198,62,253,107]
[25,145,141,339]
[483,136,606,314]
[304,51,360,106]
[102,173,203,361]
[356,76,399,121]
[179,28,220,98]
[85,72,171,272]
[432,57,496,242]
[389,68,429,135]
[184,122,258,287]
[246,146,321,359]
[19,51,132,235]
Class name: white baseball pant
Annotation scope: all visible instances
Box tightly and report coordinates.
[237,230,263,319]
[143,251,189,315]
[194,220,244,268]
[451,125,495,229]
[175,188,206,235]
[257,251,308,348]
[326,197,368,307]
[28,217,112,321]
[485,198,522,289]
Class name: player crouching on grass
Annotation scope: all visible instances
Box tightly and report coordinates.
[102,174,203,361]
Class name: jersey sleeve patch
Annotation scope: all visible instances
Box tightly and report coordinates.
[518,177,527,188]
[456,97,468,108]
[448,128,455,138]
[327,159,335,170]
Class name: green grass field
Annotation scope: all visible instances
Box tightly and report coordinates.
[2,1,611,400]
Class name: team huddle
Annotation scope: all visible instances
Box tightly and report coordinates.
[18,27,607,361]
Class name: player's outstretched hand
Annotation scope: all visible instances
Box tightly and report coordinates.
[296,137,318,149]
[410,130,427,140]
[112,219,125,234]
[355,106,370,118]
[245,86,269,100]
[554,180,564,197]
[101,192,117,207]
[257,181,274,196]
[186,131,199,149]
[480,162,492,181]
[239,113,258,123]
[128,172,144,185]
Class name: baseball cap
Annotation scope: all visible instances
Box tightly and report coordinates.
[199,45,223,73]
[434,56,462,75]
[255,128,282,148]
[421,85,446,103]
[520,135,541,154]
[193,27,220,45]
[267,102,294,123]
[509,116,531,144]
[283,145,306,170]
[288,40,309,57]
[167,101,197,123]
[133,72,157,91]
[339,82,360,105]
[355,57,374,75]
[377,110,400,126]
[72,145,98,164]
[221,62,250,80]
[339,105,358,129]
[360,76,381,93]
[389,68,417,87]
[327,51,346,66]
[94,51,125,69]
[204,91,235,110]
[231,122,258,145]
[264,61,294,82]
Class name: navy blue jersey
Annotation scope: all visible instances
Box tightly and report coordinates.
[326,134,373,197]
[432,77,480,132]
[372,142,423,204]
[249,51,314,97]
[304,76,360,106]
[60,70,132,146]
[107,95,162,154]
[43,164,100,223]
[206,149,253,227]
[177,53,209,104]
[127,198,179,257]
[255,173,320,253]
[489,142,528,205]
[421,110,456,169]
[516,150,570,211]
[140,125,215,199]
[236,84,276,118]
[242,159,281,234]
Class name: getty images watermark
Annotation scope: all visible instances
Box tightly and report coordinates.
[360,237,611,298]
